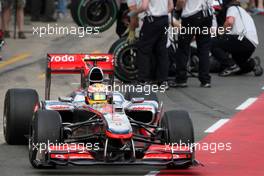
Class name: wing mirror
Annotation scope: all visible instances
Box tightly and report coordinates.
[131,97,145,104]
[59,97,73,102]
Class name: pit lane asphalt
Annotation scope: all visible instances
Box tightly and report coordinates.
[0,16,263,176]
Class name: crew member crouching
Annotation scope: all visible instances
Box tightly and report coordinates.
[211,0,263,77]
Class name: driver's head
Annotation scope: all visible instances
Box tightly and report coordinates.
[86,83,108,104]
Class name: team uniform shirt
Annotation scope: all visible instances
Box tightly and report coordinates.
[128,0,169,16]
[227,6,259,47]
[182,0,214,18]
[127,0,170,17]
[147,0,169,16]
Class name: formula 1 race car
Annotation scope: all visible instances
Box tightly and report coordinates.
[3,53,196,169]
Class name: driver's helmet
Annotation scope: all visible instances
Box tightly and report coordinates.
[86,83,109,105]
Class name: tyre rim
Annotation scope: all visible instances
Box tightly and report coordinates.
[117,46,138,74]
[85,1,111,26]
[114,43,139,82]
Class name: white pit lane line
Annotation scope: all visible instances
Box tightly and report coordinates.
[145,171,160,176]
[235,98,257,110]
[204,119,230,133]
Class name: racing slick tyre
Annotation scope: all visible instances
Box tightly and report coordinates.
[78,0,118,32]
[160,110,194,169]
[124,91,158,102]
[29,110,62,169]
[3,89,39,145]
[70,0,83,26]
[109,37,138,82]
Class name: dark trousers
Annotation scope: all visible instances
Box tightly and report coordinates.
[136,16,169,82]
[211,35,256,74]
[31,0,55,19]
[176,12,212,84]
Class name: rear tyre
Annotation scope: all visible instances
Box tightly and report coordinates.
[3,89,39,145]
[160,110,194,169]
[29,110,62,169]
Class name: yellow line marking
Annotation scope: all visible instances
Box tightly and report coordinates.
[0,52,31,69]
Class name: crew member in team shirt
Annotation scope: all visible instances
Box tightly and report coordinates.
[128,0,174,90]
[171,0,214,88]
[211,0,263,77]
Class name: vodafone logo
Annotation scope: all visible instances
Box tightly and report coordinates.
[50,55,75,62]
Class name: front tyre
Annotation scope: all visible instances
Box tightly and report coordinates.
[3,89,39,145]
[160,110,195,169]
[29,110,62,169]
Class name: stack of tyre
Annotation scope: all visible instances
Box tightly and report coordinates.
[70,0,119,32]
[108,38,222,83]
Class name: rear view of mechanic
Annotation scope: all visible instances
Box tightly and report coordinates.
[172,0,214,88]
[211,0,263,77]
[128,0,174,89]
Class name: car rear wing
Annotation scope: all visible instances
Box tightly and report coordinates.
[45,53,114,100]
